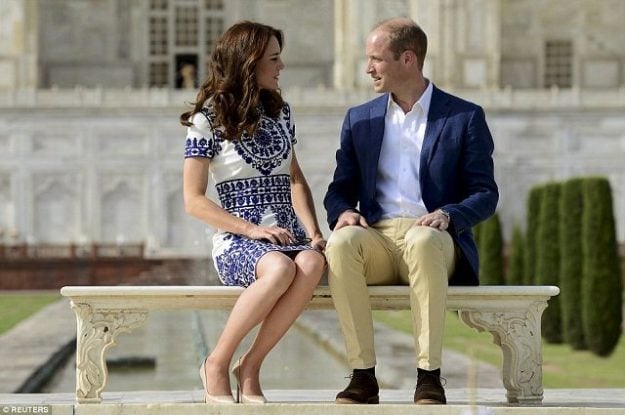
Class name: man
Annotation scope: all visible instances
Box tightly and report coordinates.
[323,17,498,405]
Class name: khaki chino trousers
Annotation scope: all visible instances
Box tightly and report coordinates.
[326,218,456,370]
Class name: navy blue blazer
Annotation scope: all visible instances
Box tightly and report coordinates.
[324,85,498,286]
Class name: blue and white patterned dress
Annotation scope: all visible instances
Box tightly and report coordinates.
[184,102,314,287]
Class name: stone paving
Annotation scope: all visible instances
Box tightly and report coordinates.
[1,390,625,414]
[0,296,75,393]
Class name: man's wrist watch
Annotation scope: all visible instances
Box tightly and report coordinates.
[439,209,451,222]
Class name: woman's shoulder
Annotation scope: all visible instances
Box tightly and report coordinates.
[189,105,216,130]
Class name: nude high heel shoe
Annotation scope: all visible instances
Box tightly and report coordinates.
[199,358,235,404]
[231,358,267,404]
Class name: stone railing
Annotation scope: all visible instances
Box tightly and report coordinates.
[3,86,625,110]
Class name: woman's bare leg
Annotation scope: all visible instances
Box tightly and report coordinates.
[236,250,326,396]
[201,252,297,397]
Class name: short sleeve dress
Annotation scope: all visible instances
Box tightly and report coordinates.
[184,102,315,287]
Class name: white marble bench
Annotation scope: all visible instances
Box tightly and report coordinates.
[60,285,559,405]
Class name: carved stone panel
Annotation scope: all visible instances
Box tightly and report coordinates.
[162,172,211,254]
[33,173,79,243]
[463,58,487,88]
[0,134,11,155]
[158,126,184,157]
[32,133,80,156]
[100,173,144,243]
[582,60,620,88]
[0,172,11,233]
[500,59,537,89]
[96,129,148,157]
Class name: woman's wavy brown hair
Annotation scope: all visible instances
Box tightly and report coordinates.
[179,21,284,140]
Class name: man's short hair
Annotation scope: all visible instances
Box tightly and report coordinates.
[374,18,427,69]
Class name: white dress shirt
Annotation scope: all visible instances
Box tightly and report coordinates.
[376,81,433,219]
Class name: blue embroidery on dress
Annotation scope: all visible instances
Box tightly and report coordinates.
[216,175,292,216]
[185,136,222,158]
[215,237,263,287]
[282,104,297,145]
[215,236,310,288]
[184,107,224,158]
[215,175,304,233]
[235,116,291,175]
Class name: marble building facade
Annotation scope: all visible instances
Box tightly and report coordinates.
[1,0,624,257]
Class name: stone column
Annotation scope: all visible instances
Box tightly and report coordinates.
[461,0,501,88]
[484,0,502,88]
[439,0,459,89]
[409,0,442,83]
[0,0,39,89]
[412,0,501,89]
[334,0,377,89]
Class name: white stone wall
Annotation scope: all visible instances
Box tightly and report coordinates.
[0,106,205,256]
[1,87,624,257]
[500,0,625,89]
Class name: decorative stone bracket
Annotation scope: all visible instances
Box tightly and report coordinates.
[71,302,148,403]
[458,300,548,405]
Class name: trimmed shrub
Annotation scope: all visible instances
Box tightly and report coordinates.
[507,225,525,285]
[559,178,586,350]
[524,186,543,285]
[479,213,504,285]
[581,177,622,356]
[473,222,482,249]
[536,182,562,343]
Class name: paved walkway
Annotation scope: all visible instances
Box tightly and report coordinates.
[0,296,75,393]
[1,389,625,414]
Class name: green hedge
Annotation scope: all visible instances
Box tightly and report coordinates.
[507,225,525,285]
[559,178,586,350]
[479,213,504,285]
[524,186,543,285]
[581,177,622,356]
[536,182,562,343]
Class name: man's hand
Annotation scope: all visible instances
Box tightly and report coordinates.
[415,210,450,231]
[335,210,369,230]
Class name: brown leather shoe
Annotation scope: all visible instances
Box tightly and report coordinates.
[335,371,379,404]
[414,371,446,405]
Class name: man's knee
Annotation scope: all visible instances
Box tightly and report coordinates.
[405,226,448,257]
[326,225,369,254]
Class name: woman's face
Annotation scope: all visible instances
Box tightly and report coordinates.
[255,35,285,90]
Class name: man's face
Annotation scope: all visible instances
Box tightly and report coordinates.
[365,31,404,94]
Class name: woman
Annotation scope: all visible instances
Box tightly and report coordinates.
[180,21,326,404]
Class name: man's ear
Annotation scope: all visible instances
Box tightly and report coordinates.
[402,50,417,66]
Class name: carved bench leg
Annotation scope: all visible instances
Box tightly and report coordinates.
[458,301,549,405]
[70,302,148,403]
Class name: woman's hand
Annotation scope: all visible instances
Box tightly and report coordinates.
[310,235,327,253]
[245,225,295,246]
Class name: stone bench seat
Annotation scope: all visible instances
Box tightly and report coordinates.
[60,284,559,405]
